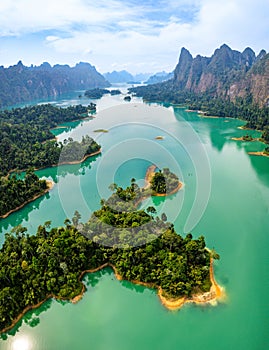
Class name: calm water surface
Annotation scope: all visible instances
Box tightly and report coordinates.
[1,89,269,350]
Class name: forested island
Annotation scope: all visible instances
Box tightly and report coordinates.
[0,104,100,176]
[0,103,101,218]
[149,167,182,195]
[57,135,101,165]
[84,88,122,99]
[0,169,53,218]
[0,135,100,217]
[0,179,221,334]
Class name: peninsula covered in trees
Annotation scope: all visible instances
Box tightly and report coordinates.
[0,180,221,334]
[0,104,99,176]
[0,135,100,217]
[0,169,53,218]
[0,103,101,218]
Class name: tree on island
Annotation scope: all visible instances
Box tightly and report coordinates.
[0,180,218,332]
[146,206,157,215]
[0,104,98,177]
[0,169,49,217]
[150,168,180,194]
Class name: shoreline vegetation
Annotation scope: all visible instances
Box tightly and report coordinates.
[144,164,183,195]
[186,109,226,119]
[71,256,224,309]
[0,180,54,219]
[146,165,183,196]
[129,82,269,145]
[0,149,101,219]
[1,255,223,335]
[8,148,102,176]
[0,174,222,334]
[231,136,258,142]
[0,103,99,177]
[54,149,102,167]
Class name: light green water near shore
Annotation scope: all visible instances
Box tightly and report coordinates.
[1,90,269,349]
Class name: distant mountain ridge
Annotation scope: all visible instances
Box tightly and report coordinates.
[146,71,173,84]
[103,70,134,83]
[173,44,268,107]
[0,61,110,107]
[103,70,152,83]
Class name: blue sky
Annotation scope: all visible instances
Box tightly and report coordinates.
[0,0,268,73]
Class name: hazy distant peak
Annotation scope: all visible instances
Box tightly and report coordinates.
[40,62,52,69]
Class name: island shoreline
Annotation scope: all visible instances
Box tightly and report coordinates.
[144,164,183,195]
[0,257,223,334]
[1,150,101,219]
[0,180,54,219]
[248,151,269,158]
[8,149,102,176]
[57,149,102,166]
[231,137,258,142]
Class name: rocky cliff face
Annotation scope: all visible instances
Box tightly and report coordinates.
[227,52,269,106]
[0,61,110,107]
[173,44,268,107]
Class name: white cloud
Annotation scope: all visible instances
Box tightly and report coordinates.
[0,0,268,72]
[46,36,60,42]
[0,0,140,36]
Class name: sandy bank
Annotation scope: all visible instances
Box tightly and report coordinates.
[185,109,205,114]
[0,180,54,219]
[51,125,68,130]
[144,165,183,195]
[73,259,223,311]
[0,256,224,334]
[153,181,183,197]
[237,126,262,131]
[57,149,102,166]
[144,164,157,189]
[231,137,257,142]
[198,114,222,119]
[185,109,222,118]
[158,257,224,310]
[248,151,269,158]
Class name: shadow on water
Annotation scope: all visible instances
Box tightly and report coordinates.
[248,154,269,188]
[84,267,156,295]
[0,153,101,231]
[0,267,156,339]
[0,192,51,234]
[183,111,269,189]
[50,118,95,138]
[151,192,179,207]
[83,269,108,288]
[1,299,53,339]
[120,280,156,295]
[17,151,101,182]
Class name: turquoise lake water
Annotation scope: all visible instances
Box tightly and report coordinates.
[0,89,269,350]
